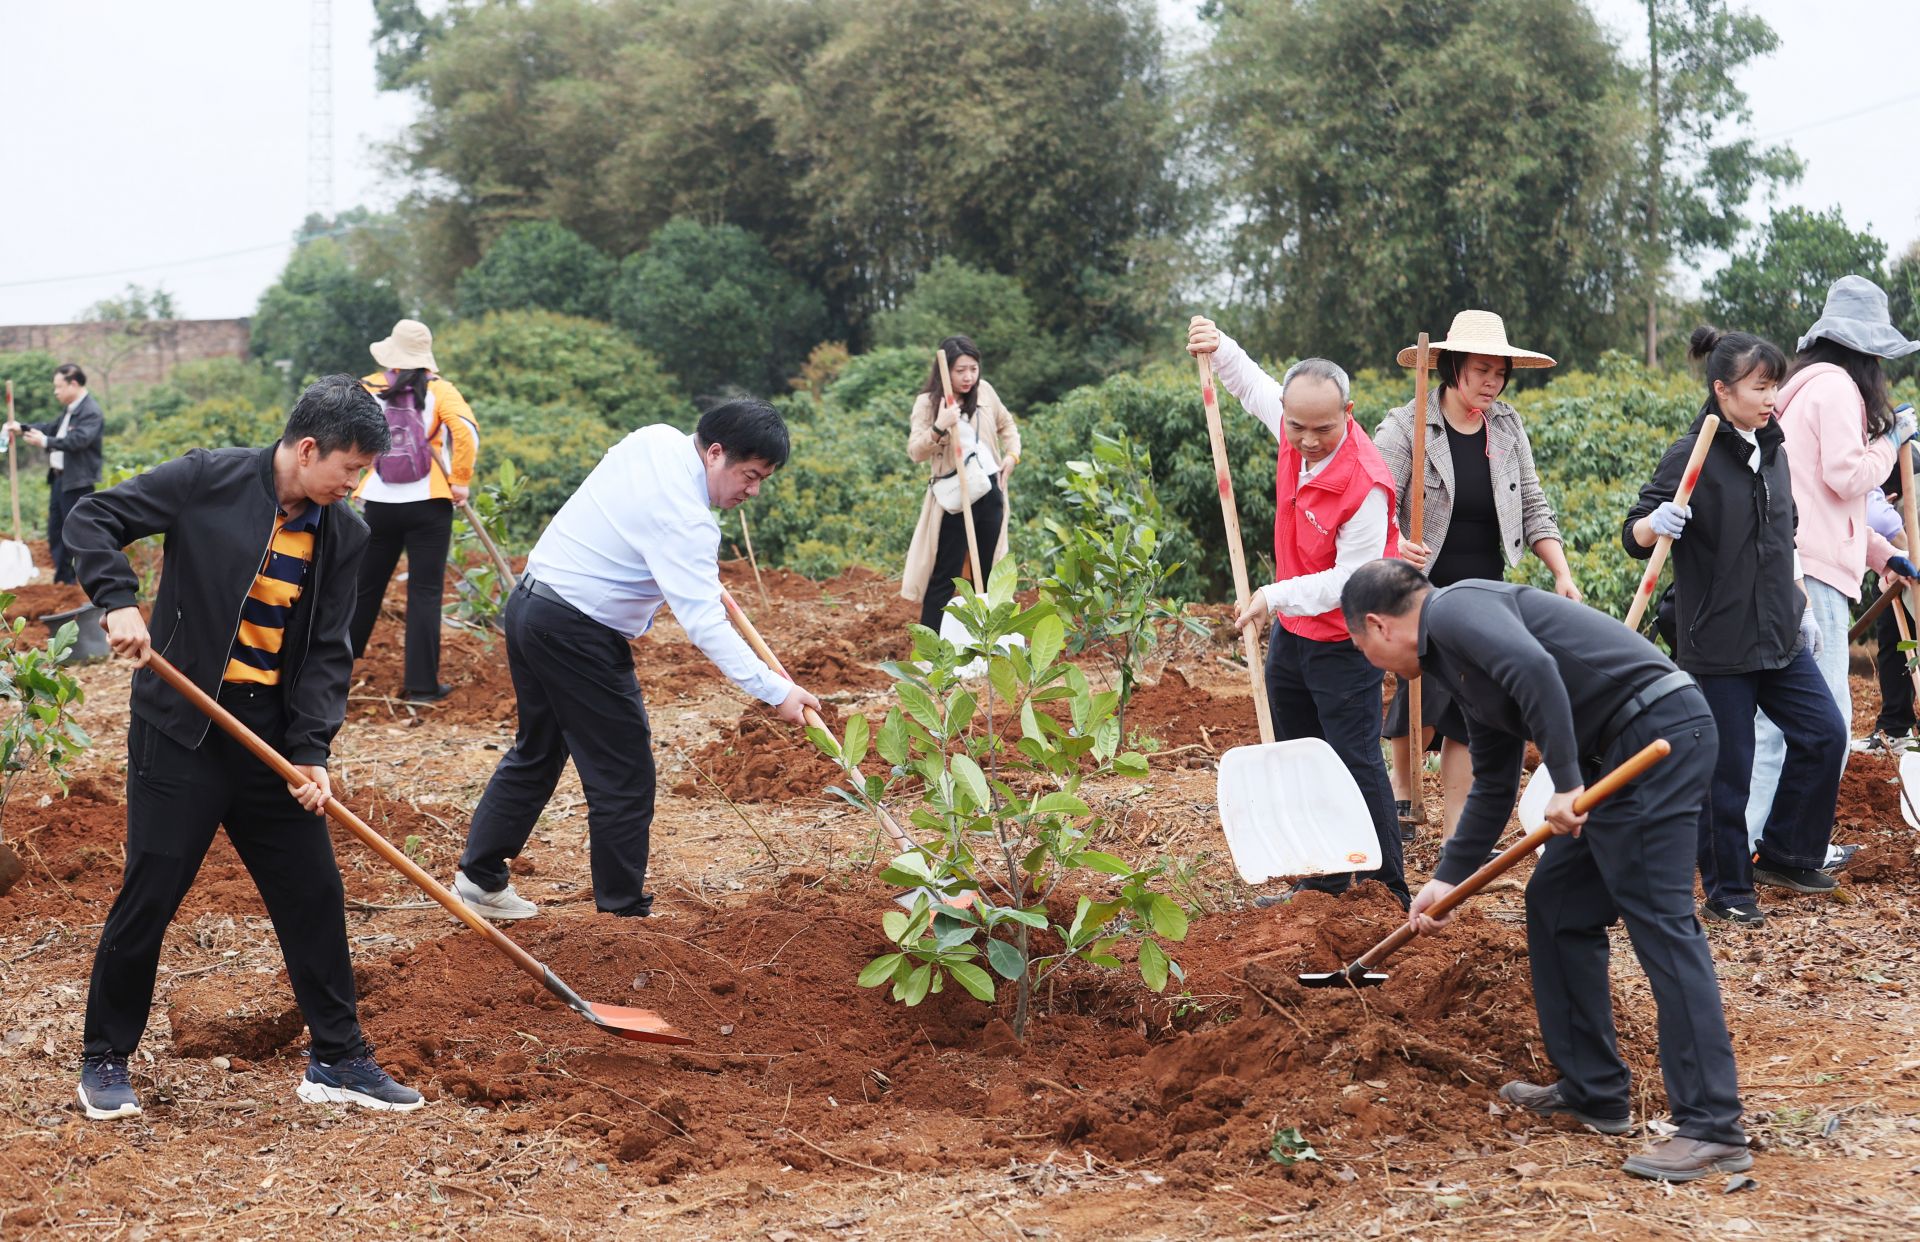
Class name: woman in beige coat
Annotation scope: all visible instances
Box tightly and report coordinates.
[901,335,1022,629]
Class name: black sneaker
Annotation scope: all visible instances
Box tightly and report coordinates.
[1752,859,1839,894]
[1498,1080,1633,1135]
[77,1054,142,1121]
[297,1052,425,1112]
[1699,901,1767,928]
[404,683,454,704]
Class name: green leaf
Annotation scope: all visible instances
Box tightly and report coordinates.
[1137,938,1170,992]
[1269,1126,1321,1165]
[946,689,977,734]
[900,963,933,1006]
[805,725,841,759]
[1148,894,1190,941]
[857,953,905,988]
[986,553,1018,609]
[950,754,991,812]
[946,961,996,1002]
[1112,751,1149,777]
[986,936,1027,980]
[842,714,870,769]
[1032,791,1090,817]
[878,852,934,885]
[876,707,909,766]
[882,910,909,942]
[1030,613,1064,671]
[1076,850,1135,877]
[896,681,943,735]
[996,906,1049,929]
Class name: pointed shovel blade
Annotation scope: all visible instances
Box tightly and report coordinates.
[1296,966,1389,989]
[579,1001,696,1045]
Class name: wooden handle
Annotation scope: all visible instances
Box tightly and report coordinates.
[5,380,18,543]
[1405,333,1430,823]
[1195,352,1275,745]
[935,348,986,594]
[143,651,552,986]
[737,508,770,609]
[1896,444,1920,703]
[1355,738,1672,970]
[1624,415,1719,631]
[719,588,916,854]
[435,446,517,589]
[1850,585,1898,644]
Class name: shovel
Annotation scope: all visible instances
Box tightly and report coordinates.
[1298,738,1672,988]
[436,446,516,591]
[1623,415,1718,632]
[1901,752,1920,829]
[718,588,977,912]
[145,651,691,1044]
[0,382,39,590]
[1403,332,1431,829]
[1194,353,1378,880]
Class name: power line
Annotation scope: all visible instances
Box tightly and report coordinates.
[1750,88,1920,145]
[0,239,299,291]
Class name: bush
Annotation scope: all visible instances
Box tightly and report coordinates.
[0,351,61,426]
[872,258,1069,405]
[251,237,405,389]
[433,310,694,432]
[120,397,284,465]
[609,218,827,398]
[475,400,630,542]
[456,221,617,321]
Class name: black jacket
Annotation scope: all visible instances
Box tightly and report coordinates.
[65,445,370,765]
[31,393,105,491]
[1622,411,1800,676]
[1419,581,1682,884]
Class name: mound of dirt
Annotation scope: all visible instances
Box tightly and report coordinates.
[352,625,519,726]
[2,581,90,622]
[167,977,303,1059]
[1125,668,1259,754]
[783,637,892,692]
[673,709,847,804]
[1833,752,1917,884]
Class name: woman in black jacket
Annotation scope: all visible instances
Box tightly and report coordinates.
[1624,327,1845,928]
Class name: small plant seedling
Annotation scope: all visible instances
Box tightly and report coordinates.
[1269,1126,1321,1166]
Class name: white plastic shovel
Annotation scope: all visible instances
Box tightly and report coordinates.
[1900,752,1920,830]
[1193,353,1379,881]
[0,383,39,591]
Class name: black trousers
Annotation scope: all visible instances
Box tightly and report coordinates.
[348,499,453,696]
[918,480,1005,631]
[48,481,93,584]
[1526,691,1745,1145]
[460,584,656,916]
[1875,599,1915,733]
[1264,621,1408,904]
[83,686,367,1062]
[1694,650,1843,908]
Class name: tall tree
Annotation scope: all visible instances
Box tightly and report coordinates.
[1704,206,1888,354]
[1202,0,1644,370]
[1637,0,1802,365]
[251,238,404,390]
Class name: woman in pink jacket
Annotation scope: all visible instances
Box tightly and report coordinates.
[1746,276,1919,863]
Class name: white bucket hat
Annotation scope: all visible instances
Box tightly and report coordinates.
[369,319,438,372]
[1398,310,1555,369]
[1796,275,1919,359]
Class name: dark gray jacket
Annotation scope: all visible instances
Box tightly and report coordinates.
[66,445,370,765]
[31,392,105,491]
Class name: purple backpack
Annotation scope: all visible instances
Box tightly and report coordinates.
[374,370,434,484]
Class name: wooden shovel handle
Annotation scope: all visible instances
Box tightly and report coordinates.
[5,381,19,543]
[1405,333,1430,824]
[142,651,552,986]
[435,446,517,589]
[1354,738,1672,971]
[935,348,986,594]
[1850,585,1898,644]
[1624,416,1718,632]
[1195,353,1276,745]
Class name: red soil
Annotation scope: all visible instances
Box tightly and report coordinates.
[674,707,847,804]
[1123,668,1259,755]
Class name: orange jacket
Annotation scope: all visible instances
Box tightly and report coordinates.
[352,371,479,500]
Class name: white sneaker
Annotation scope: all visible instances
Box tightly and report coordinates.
[452,870,539,920]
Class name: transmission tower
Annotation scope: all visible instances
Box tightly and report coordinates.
[307,0,334,219]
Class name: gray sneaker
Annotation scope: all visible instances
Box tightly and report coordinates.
[77,1055,142,1121]
[453,870,538,920]
[1499,1080,1633,1135]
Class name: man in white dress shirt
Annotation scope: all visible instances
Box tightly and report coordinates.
[1189,318,1408,907]
[453,399,820,919]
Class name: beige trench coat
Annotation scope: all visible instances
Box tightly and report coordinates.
[900,379,1023,602]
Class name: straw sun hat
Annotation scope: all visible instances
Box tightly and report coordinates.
[1397,310,1555,369]
[369,319,438,372]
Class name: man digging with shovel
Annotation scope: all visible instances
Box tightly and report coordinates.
[1342,558,1750,1182]
[66,376,423,1120]
[451,398,819,922]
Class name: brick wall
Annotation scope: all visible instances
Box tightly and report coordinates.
[0,319,252,391]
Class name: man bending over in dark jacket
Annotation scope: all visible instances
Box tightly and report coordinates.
[66,374,424,1121]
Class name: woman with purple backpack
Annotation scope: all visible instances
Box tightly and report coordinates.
[348,319,480,702]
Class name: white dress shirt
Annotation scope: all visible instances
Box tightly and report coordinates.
[1210,334,1391,618]
[49,394,82,472]
[525,425,793,705]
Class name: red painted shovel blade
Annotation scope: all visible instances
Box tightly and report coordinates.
[584,1002,696,1045]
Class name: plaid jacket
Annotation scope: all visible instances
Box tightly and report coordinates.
[1372,391,1561,568]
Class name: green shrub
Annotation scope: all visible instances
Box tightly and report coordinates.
[474,400,629,542]
[433,310,694,432]
[456,221,617,321]
[0,352,61,426]
[872,258,1069,405]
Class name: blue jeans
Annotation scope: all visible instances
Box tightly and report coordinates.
[1696,648,1845,908]
[1745,576,1852,848]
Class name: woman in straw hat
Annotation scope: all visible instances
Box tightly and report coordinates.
[347,319,480,703]
[1373,310,1578,844]
[1743,276,1919,861]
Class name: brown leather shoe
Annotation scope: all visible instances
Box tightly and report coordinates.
[1498,1080,1633,1135]
[1621,1136,1753,1181]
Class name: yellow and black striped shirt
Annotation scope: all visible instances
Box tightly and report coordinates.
[224,504,321,685]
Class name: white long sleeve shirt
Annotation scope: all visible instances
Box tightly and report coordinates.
[524,425,793,705]
[1210,333,1391,618]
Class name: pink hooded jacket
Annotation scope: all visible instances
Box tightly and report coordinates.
[1776,362,1900,599]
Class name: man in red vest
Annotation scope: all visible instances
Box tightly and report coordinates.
[1190,317,1409,908]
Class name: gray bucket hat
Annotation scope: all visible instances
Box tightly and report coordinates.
[1797,275,1920,359]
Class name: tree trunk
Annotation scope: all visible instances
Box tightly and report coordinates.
[1013,923,1031,1038]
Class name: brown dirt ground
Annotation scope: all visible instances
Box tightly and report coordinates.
[2,563,1918,1239]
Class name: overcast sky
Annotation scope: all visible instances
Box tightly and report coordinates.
[0,1,1913,326]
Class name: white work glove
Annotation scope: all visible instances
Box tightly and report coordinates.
[1798,606,1823,659]
[1648,500,1691,540]
[1892,406,1917,446]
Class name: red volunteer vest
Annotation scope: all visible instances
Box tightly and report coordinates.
[1273,417,1399,642]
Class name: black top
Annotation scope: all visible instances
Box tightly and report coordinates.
[1621,411,1800,676]
[1419,580,1680,884]
[65,445,371,766]
[1429,420,1503,586]
[31,393,105,492]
